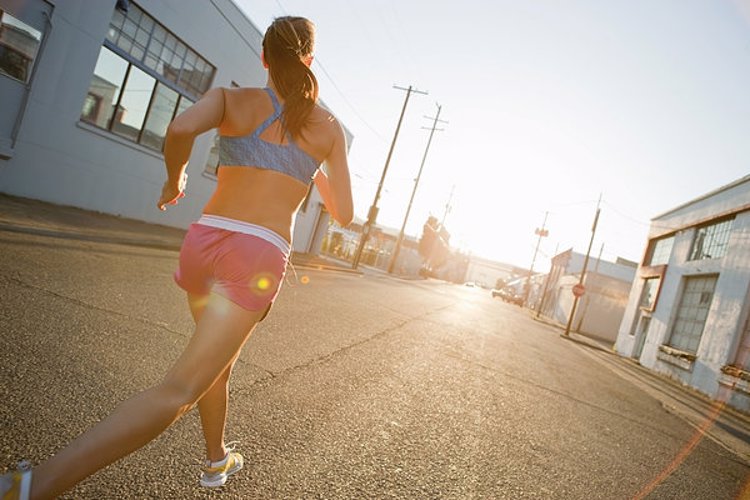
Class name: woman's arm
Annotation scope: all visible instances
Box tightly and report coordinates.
[158,87,225,211]
[314,118,353,226]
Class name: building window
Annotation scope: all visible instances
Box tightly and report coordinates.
[204,134,221,177]
[111,65,155,142]
[639,277,661,311]
[667,275,718,353]
[141,82,179,150]
[0,10,44,83]
[689,218,734,261]
[80,3,209,151]
[204,82,240,177]
[647,236,674,266]
[107,3,214,96]
[81,47,128,129]
[81,94,103,123]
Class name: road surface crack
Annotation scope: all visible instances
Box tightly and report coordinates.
[238,302,456,391]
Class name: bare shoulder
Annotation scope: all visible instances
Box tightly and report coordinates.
[219,87,270,133]
[309,104,344,137]
[222,87,268,107]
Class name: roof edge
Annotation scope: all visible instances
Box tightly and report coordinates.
[652,174,750,221]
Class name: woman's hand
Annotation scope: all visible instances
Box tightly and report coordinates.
[157,173,188,211]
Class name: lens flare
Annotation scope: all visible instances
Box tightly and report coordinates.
[209,285,231,315]
[250,273,277,296]
[300,275,310,284]
[257,276,271,290]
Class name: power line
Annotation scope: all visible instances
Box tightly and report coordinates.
[352,84,428,269]
[313,59,389,143]
[388,103,447,274]
[601,200,687,232]
[270,0,388,143]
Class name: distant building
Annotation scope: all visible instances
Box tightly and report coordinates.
[463,256,522,289]
[614,175,750,412]
[0,1,351,255]
[536,249,637,343]
[321,218,423,275]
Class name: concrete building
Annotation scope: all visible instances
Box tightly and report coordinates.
[0,0,349,254]
[537,249,637,343]
[463,256,520,289]
[614,175,750,411]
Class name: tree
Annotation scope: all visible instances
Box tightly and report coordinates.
[418,216,439,259]
[419,216,448,272]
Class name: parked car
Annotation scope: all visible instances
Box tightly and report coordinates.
[491,287,524,306]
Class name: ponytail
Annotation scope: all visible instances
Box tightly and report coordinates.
[262,17,318,140]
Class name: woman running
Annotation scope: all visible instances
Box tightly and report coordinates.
[1,15,352,499]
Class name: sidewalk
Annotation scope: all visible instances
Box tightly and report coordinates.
[548,319,750,464]
[0,193,357,274]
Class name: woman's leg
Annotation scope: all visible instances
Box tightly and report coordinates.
[28,293,265,500]
[198,364,235,462]
[187,294,237,463]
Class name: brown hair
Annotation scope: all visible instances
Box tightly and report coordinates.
[262,16,318,140]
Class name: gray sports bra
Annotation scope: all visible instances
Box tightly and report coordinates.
[218,88,321,184]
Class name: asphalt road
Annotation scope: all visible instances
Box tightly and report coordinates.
[1,230,748,499]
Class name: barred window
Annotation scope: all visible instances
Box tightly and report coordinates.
[80,3,208,152]
[647,236,673,266]
[689,218,734,261]
[667,275,717,353]
[107,3,214,97]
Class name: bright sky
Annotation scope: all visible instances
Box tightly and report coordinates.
[236,0,750,270]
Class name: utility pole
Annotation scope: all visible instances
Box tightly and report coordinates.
[564,195,602,336]
[352,85,427,270]
[387,103,447,274]
[523,211,549,307]
[440,184,455,227]
[536,242,559,319]
[352,85,427,269]
[576,242,604,332]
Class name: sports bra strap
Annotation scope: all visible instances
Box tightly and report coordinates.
[252,87,284,137]
[265,87,282,111]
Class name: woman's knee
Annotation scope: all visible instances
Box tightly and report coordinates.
[155,376,206,415]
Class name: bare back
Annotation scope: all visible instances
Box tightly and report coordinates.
[203,87,339,241]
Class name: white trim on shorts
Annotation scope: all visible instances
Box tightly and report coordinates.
[196,214,291,257]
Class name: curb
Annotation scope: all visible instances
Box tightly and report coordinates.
[291,261,363,275]
[0,223,182,252]
[0,222,362,275]
[559,332,616,356]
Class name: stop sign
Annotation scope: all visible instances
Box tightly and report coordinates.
[572,283,585,298]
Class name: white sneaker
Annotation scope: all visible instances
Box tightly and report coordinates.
[200,448,243,488]
[0,461,32,500]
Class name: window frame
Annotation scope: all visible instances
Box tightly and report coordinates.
[140,81,181,151]
[638,264,666,313]
[0,9,45,84]
[644,235,674,266]
[109,63,157,143]
[688,217,734,261]
[203,82,240,178]
[105,1,214,100]
[80,3,212,153]
[81,45,197,152]
[666,274,718,354]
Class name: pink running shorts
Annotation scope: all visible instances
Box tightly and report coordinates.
[174,221,288,316]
